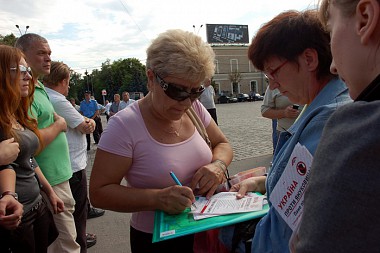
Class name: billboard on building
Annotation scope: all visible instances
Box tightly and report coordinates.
[206,24,249,44]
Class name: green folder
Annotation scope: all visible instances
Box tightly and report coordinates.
[152,194,269,243]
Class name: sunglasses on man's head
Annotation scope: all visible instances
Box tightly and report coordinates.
[154,72,205,101]
[10,65,32,78]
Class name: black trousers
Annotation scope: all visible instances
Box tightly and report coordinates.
[0,198,58,253]
[130,226,194,253]
[86,116,103,149]
[69,170,89,253]
[207,108,218,125]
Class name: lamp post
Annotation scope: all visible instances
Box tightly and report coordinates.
[15,25,29,36]
[84,70,89,91]
[192,24,203,35]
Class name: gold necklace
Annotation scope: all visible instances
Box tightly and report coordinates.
[164,117,183,137]
[11,118,23,130]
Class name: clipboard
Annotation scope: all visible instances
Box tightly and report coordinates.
[152,193,269,243]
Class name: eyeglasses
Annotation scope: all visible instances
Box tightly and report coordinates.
[264,60,288,80]
[155,72,205,101]
[10,65,32,79]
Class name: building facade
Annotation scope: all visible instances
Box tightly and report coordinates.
[211,45,267,98]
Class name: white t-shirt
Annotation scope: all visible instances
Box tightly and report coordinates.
[199,85,216,109]
[46,87,87,172]
[118,99,136,111]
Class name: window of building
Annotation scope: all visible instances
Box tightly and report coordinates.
[250,80,258,93]
[230,59,238,72]
[215,60,219,74]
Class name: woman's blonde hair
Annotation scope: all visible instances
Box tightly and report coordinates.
[146,29,215,84]
[319,0,359,27]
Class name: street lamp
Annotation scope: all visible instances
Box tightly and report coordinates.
[193,24,203,35]
[84,70,89,91]
[15,25,30,35]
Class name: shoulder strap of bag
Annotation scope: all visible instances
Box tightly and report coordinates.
[186,107,212,149]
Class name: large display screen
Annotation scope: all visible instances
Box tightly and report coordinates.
[206,24,249,44]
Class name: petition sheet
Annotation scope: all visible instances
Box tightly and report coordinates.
[191,192,265,220]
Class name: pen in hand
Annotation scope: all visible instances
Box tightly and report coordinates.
[169,171,197,209]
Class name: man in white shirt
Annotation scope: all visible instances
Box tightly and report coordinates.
[104,100,111,122]
[198,82,218,125]
[118,91,136,111]
[43,61,100,252]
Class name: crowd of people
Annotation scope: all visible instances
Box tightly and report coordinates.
[0,34,106,253]
[1,0,380,252]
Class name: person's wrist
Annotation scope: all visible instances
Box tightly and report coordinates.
[212,159,229,183]
[0,191,18,200]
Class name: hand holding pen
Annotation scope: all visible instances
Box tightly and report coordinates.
[170,171,197,209]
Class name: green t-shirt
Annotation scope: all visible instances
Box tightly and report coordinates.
[30,81,72,186]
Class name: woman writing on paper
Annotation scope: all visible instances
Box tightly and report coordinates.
[90,29,233,253]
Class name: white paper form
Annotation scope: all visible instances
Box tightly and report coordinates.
[191,192,265,220]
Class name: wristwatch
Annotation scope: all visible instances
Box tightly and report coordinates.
[0,191,18,200]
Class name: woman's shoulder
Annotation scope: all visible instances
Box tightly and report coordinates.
[328,100,380,129]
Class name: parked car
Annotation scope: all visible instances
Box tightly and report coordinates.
[229,96,238,103]
[218,95,238,104]
[237,93,250,102]
[250,93,264,101]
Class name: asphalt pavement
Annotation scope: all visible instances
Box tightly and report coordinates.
[86,101,274,253]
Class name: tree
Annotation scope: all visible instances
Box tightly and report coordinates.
[96,58,147,102]
[68,71,84,102]
[0,33,18,46]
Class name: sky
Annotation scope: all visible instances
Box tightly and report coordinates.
[1,0,317,76]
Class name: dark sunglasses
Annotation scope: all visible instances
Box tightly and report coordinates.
[155,72,205,101]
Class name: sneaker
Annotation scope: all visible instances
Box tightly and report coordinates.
[86,233,97,248]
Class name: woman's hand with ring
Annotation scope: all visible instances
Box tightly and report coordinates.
[191,163,225,199]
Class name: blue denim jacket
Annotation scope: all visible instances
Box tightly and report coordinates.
[252,78,351,253]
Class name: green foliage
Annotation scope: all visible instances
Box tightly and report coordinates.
[0,33,18,46]
[75,58,147,103]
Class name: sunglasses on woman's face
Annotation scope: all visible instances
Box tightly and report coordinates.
[10,65,32,79]
[155,72,205,101]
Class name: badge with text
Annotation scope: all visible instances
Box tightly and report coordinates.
[269,143,313,231]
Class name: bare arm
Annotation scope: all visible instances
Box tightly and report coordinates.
[91,110,100,120]
[262,106,299,120]
[89,149,195,214]
[190,119,234,198]
[75,118,96,134]
[0,169,23,230]
[229,176,267,198]
[0,169,16,193]
[0,138,19,165]
[34,166,64,214]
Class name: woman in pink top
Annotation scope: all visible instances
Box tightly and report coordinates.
[90,29,233,253]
